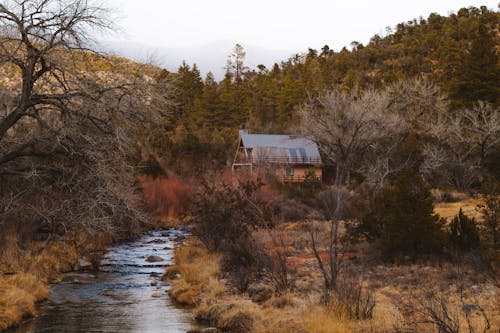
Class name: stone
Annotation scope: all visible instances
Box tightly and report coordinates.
[148,239,167,244]
[247,282,274,303]
[145,255,164,262]
[202,328,218,333]
[74,259,93,271]
[151,292,163,298]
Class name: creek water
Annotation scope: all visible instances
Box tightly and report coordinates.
[13,229,196,333]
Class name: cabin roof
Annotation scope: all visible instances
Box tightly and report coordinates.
[240,133,322,164]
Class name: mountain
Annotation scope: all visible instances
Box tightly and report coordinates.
[98,39,295,79]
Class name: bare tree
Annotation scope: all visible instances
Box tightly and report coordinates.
[298,88,404,295]
[0,0,171,238]
[423,101,499,189]
[297,80,447,296]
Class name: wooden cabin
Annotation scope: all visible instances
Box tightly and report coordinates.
[232,130,322,182]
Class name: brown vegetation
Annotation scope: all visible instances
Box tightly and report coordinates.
[139,175,193,224]
[168,228,498,333]
[0,230,85,330]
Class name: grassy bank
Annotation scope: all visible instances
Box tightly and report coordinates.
[0,230,133,331]
[167,235,498,333]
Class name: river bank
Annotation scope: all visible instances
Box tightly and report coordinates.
[166,230,499,333]
[1,229,197,333]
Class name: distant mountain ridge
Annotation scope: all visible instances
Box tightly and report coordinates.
[98,40,295,79]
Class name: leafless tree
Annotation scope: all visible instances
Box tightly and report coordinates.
[298,88,404,296]
[297,80,449,297]
[423,101,499,189]
[0,0,172,239]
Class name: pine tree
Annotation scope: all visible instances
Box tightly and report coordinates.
[449,208,481,251]
[449,22,499,108]
[361,167,445,260]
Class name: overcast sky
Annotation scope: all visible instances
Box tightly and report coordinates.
[102,1,498,76]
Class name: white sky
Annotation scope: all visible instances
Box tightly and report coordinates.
[106,0,498,51]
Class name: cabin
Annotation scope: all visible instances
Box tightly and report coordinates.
[232,130,322,182]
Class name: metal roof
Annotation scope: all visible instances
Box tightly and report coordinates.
[240,134,322,164]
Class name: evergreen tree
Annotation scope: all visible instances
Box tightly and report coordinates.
[190,72,221,128]
[448,22,499,108]
[361,167,445,260]
[172,61,203,124]
[449,208,481,251]
[226,43,248,83]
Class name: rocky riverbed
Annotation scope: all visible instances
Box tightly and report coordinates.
[11,229,197,333]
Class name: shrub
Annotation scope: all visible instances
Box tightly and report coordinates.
[478,178,499,257]
[328,279,375,320]
[191,179,272,290]
[360,167,446,260]
[140,175,192,221]
[449,209,481,251]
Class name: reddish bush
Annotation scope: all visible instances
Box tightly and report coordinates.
[139,176,192,221]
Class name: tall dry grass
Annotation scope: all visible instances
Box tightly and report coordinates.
[0,230,98,330]
[164,241,223,306]
[0,274,49,330]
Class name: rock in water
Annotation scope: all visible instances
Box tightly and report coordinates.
[145,255,164,262]
[148,239,167,244]
[74,259,93,271]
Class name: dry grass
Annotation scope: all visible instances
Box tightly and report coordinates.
[0,246,56,332]
[169,212,499,333]
[300,307,355,333]
[0,274,50,330]
[434,197,483,219]
[165,241,223,306]
[0,230,108,330]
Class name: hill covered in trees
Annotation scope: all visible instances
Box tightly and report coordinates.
[151,5,498,173]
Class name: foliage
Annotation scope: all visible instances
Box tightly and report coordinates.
[478,179,499,257]
[360,167,446,260]
[190,179,272,290]
[449,209,481,251]
[160,7,498,143]
[139,175,192,222]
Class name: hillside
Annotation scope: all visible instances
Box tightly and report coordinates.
[148,6,498,175]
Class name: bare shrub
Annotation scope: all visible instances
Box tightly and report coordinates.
[328,279,376,320]
[399,290,491,333]
[191,179,272,291]
[264,230,294,293]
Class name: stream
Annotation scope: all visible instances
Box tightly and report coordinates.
[13,229,197,333]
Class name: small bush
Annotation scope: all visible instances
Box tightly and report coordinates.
[191,179,272,291]
[328,279,376,320]
[478,178,499,258]
[449,209,481,251]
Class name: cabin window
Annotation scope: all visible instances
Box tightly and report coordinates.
[285,166,294,177]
